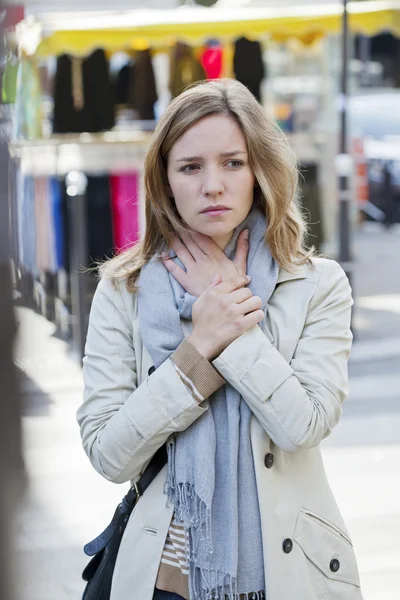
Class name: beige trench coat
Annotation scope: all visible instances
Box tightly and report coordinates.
[77,257,364,600]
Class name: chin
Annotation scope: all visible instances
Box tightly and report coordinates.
[199,223,234,237]
[194,214,238,233]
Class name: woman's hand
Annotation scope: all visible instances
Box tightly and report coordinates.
[162,229,249,297]
[187,273,264,361]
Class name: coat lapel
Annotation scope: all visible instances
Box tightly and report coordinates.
[263,263,309,348]
[277,263,309,284]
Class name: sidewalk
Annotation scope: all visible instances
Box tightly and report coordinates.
[323,223,400,600]
[352,222,400,345]
[14,309,123,600]
[14,223,400,600]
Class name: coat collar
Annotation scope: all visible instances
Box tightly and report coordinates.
[277,263,309,284]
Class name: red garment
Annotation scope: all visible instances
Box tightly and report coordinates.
[200,47,223,80]
[4,5,25,28]
[110,172,140,252]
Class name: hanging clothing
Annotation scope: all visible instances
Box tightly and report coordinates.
[50,177,66,270]
[200,46,223,80]
[34,177,57,274]
[115,63,135,106]
[170,43,206,98]
[85,176,114,265]
[110,172,140,252]
[2,57,19,104]
[14,55,43,140]
[53,49,115,134]
[233,37,265,102]
[114,50,158,120]
[21,176,37,275]
[59,181,71,275]
[8,151,21,266]
[131,50,158,121]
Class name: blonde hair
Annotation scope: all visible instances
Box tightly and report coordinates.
[100,79,314,292]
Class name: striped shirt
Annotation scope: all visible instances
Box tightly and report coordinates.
[155,338,226,600]
[161,516,189,575]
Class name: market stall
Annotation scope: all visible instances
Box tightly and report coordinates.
[18,2,400,56]
[5,0,400,358]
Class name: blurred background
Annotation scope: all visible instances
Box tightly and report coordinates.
[1,0,399,599]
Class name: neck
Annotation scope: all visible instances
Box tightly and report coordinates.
[211,231,234,251]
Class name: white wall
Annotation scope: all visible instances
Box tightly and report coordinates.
[216,0,339,7]
[21,0,181,16]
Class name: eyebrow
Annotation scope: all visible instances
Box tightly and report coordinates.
[176,150,247,162]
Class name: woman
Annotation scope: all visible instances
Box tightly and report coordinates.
[77,79,363,600]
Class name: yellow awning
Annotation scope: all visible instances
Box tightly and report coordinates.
[18,1,400,58]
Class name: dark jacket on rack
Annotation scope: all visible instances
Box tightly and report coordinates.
[170,42,206,98]
[131,50,158,121]
[53,49,115,134]
[233,37,265,102]
[114,50,157,121]
[115,63,134,106]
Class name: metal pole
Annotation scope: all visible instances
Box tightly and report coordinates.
[338,0,352,271]
[336,0,355,333]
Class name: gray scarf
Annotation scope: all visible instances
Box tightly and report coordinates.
[138,206,278,600]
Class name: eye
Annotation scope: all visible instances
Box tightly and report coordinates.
[225,160,244,168]
[180,164,200,173]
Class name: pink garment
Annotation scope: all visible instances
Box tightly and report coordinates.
[200,46,223,80]
[110,172,140,252]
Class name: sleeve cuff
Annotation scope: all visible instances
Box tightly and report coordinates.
[171,339,226,402]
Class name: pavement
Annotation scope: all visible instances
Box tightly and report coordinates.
[13,222,400,600]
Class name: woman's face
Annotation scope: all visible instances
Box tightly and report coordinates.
[167,114,255,250]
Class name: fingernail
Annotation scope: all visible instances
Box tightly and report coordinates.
[244,229,249,240]
[246,275,251,282]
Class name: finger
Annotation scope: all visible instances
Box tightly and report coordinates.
[215,274,251,294]
[227,287,253,304]
[188,231,223,259]
[208,273,222,288]
[241,310,265,329]
[162,256,189,288]
[180,232,206,261]
[232,229,249,275]
[171,236,195,266]
[236,295,263,316]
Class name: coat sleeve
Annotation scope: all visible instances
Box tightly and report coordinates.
[77,278,207,484]
[212,260,353,453]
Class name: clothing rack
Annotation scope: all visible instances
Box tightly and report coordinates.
[9,130,152,175]
[9,133,150,360]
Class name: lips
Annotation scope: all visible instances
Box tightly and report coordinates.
[201,205,230,213]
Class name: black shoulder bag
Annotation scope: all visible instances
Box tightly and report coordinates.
[81,445,168,600]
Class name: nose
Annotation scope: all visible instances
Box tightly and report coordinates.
[201,169,224,197]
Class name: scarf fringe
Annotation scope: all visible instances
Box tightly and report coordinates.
[165,441,213,551]
[166,440,265,600]
[189,566,264,600]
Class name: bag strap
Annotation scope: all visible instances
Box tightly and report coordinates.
[84,444,168,557]
[125,444,168,508]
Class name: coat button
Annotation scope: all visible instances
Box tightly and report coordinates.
[282,538,293,554]
[330,559,340,572]
[148,366,155,376]
[264,453,274,468]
